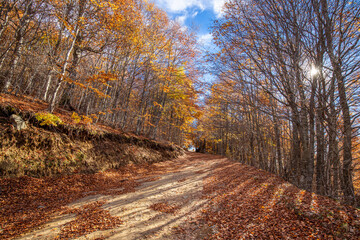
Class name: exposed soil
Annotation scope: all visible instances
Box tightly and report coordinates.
[0,93,184,178]
[2,152,360,240]
[4,153,223,240]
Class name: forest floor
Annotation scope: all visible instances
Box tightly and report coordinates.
[0,93,184,178]
[1,152,360,239]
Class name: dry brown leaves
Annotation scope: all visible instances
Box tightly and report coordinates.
[0,93,157,141]
[59,201,122,239]
[0,175,133,239]
[177,177,188,183]
[0,156,188,239]
[149,202,181,214]
[196,160,360,239]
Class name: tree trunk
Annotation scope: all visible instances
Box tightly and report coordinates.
[320,0,355,204]
[49,1,84,113]
[2,0,32,92]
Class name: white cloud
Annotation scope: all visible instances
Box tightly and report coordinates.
[191,11,199,18]
[154,0,226,18]
[155,0,205,13]
[212,0,226,18]
[175,15,187,25]
[198,33,213,46]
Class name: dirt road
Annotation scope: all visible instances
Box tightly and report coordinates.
[4,152,360,239]
[15,153,225,240]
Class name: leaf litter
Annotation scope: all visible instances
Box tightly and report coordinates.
[174,159,360,239]
[1,153,360,239]
[149,202,180,214]
[0,155,192,239]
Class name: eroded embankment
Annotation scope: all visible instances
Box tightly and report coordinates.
[0,101,184,178]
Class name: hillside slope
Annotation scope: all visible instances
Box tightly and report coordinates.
[0,94,184,177]
[1,153,359,239]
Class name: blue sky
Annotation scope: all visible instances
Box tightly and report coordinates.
[153,0,226,46]
[152,0,226,90]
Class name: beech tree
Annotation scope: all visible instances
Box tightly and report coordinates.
[0,0,201,147]
[204,0,359,204]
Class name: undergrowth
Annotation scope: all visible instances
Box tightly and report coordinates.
[0,104,184,177]
[35,112,63,126]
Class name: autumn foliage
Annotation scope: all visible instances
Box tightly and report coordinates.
[199,0,360,205]
[196,159,360,239]
[0,0,201,147]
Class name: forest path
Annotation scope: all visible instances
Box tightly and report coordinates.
[15,153,225,240]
